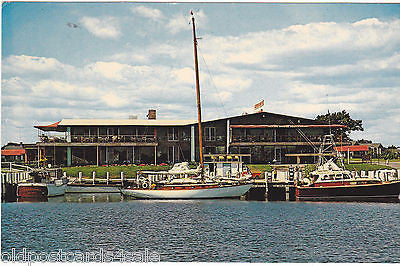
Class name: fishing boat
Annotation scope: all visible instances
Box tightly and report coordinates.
[17,170,67,199]
[296,157,400,202]
[121,12,252,199]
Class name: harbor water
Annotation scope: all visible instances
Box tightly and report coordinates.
[2,194,399,263]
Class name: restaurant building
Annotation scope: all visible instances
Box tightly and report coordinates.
[34,110,348,167]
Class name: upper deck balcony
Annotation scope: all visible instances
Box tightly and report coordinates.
[229,124,349,146]
[38,134,158,146]
[230,134,350,146]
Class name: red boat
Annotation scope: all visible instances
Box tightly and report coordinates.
[17,171,67,199]
[296,160,400,202]
[17,183,48,198]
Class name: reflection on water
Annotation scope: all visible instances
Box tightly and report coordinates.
[17,197,48,203]
[15,193,125,204]
[2,197,400,262]
[64,193,124,203]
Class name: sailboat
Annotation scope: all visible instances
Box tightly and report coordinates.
[120,12,253,199]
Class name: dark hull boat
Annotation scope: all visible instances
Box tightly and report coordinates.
[17,171,67,199]
[296,180,400,202]
[296,158,400,203]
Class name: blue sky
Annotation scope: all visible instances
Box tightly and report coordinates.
[2,2,400,146]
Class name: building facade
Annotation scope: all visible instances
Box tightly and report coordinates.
[34,111,348,167]
[1,142,38,164]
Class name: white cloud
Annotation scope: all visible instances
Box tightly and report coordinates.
[166,9,207,34]
[131,6,163,22]
[212,75,252,91]
[200,18,400,68]
[2,17,400,146]
[80,16,121,39]
[3,55,63,73]
[101,92,130,107]
[85,61,129,81]
[165,13,189,34]
[172,67,193,84]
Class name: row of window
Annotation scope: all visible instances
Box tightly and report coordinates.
[71,127,218,142]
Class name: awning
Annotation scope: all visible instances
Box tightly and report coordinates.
[230,124,347,129]
[334,145,369,152]
[1,149,26,156]
[34,121,62,131]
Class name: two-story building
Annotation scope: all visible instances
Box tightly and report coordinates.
[34,111,348,167]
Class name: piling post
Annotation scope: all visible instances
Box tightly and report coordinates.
[285,186,290,201]
[264,171,269,201]
[121,172,124,186]
[92,172,96,185]
[106,172,110,185]
[78,172,82,183]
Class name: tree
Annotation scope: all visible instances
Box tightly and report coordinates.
[316,110,363,139]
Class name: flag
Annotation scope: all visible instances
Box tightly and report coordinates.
[254,99,264,110]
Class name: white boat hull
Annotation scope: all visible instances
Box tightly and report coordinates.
[66,185,121,193]
[47,183,67,197]
[121,184,252,199]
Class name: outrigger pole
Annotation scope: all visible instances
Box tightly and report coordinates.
[191,11,204,179]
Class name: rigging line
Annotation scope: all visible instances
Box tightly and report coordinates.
[197,45,229,118]
[288,119,318,152]
[326,88,332,136]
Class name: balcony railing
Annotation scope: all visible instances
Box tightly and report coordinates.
[39,135,157,144]
[39,135,67,143]
[39,134,347,145]
[204,135,225,142]
[231,135,346,143]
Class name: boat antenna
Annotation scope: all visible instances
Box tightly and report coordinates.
[191,11,204,179]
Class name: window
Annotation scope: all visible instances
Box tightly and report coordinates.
[204,127,216,141]
[168,128,178,141]
[216,146,225,154]
[205,146,216,154]
[335,174,343,180]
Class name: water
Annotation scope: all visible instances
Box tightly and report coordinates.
[2,194,400,262]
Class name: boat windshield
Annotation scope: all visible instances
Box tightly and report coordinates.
[321,174,331,181]
[343,174,352,179]
[334,174,343,180]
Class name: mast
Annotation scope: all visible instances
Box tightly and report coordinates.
[191,11,204,177]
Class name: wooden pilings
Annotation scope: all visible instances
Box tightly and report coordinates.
[1,170,30,202]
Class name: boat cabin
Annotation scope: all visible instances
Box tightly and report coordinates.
[204,154,250,179]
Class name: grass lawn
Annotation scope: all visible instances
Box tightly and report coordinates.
[62,162,395,178]
[247,164,273,173]
[344,163,394,171]
[349,158,400,163]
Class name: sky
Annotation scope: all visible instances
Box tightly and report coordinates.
[2,2,400,146]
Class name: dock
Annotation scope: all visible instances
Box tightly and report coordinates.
[1,163,32,201]
[245,169,298,201]
[1,163,62,202]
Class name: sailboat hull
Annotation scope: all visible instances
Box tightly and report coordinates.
[121,184,252,199]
